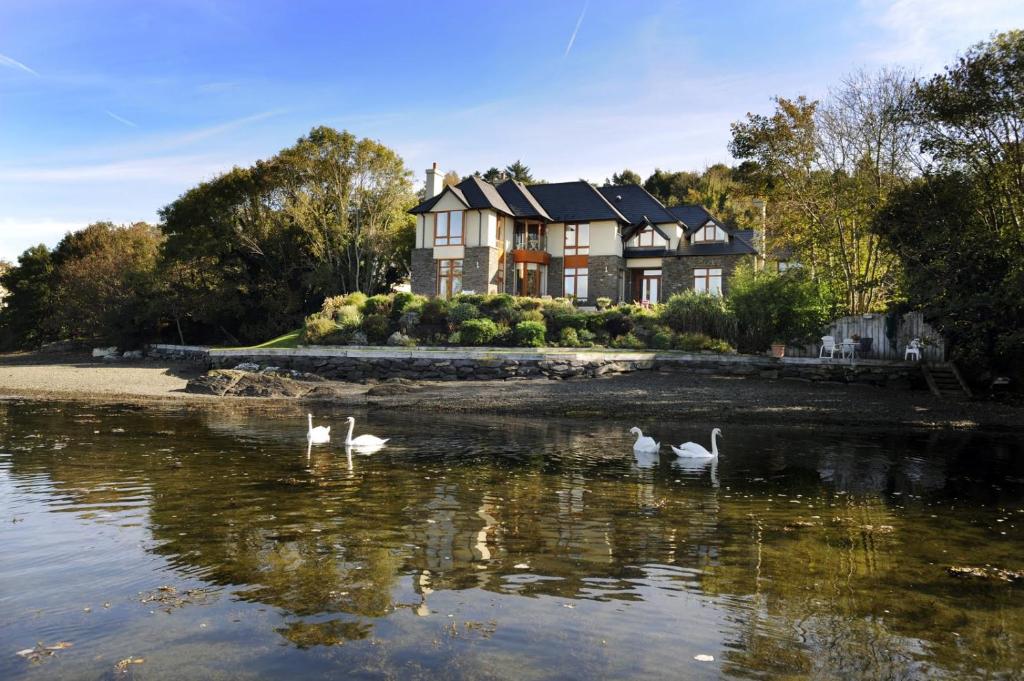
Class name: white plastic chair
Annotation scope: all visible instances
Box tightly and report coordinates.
[819,336,838,359]
[905,338,922,361]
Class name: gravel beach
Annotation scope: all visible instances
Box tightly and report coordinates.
[0,351,1020,430]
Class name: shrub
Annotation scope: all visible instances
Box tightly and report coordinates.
[362,313,391,343]
[492,326,513,346]
[544,302,587,334]
[601,311,635,338]
[520,308,544,323]
[612,332,646,349]
[596,297,612,310]
[454,292,486,307]
[578,328,597,346]
[302,314,340,345]
[363,294,393,316]
[518,298,543,311]
[672,332,735,353]
[459,318,499,346]
[420,297,450,327]
[449,301,481,325]
[514,320,546,347]
[652,329,674,350]
[343,291,368,309]
[392,291,421,315]
[398,310,421,334]
[447,331,461,345]
[559,327,580,347]
[481,293,516,313]
[333,304,362,332]
[320,295,347,318]
[727,262,825,353]
[662,291,736,341]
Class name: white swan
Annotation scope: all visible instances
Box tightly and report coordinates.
[307,413,331,444]
[345,417,388,449]
[671,428,722,458]
[630,427,660,453]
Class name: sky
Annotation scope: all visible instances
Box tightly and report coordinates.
[1,0,1023,262]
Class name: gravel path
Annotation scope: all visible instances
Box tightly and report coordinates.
[1,351,1019,430]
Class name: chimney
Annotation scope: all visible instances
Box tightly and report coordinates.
[425,162,443,199]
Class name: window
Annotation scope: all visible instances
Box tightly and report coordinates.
[629,226,667,248]
[496,254,506,293]
[564,267,589,300]
[514,221,546,250]
[694,268,723,295]
[515,262,547,297]
[638,269,661,303]
[434,211,464,246]
[496,215,506,249]
[564,223,590,255]
[436,259,463,298]
[691,222,727,243]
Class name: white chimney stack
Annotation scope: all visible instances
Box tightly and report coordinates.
[425,162,443,199]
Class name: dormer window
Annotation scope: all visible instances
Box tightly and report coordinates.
[691,221,727,243]
[629,226,667,248]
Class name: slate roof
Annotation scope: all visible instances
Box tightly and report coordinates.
[666,204,723,233]
[526,181,629,223]
[409,176,513,215]
[597,185,679,225]
[676,236,758,257]
[496,179,552,220]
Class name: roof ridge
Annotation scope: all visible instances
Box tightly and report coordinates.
[583,181,629,223]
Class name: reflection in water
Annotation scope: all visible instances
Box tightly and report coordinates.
[1,400,1023,680]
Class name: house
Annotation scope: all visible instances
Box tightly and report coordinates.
[408,163,757,303]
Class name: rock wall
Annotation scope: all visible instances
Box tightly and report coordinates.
[146,344,923,389]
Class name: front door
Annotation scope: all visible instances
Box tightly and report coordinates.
[632,268,662,303]
[517,263,546,297]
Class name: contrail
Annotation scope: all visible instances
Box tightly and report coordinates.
[564,1,589,57]
[0,52,38,76]
[105,110,139,128]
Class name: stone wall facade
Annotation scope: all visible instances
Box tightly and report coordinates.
[463,246,500,294]
[662,254,745,299]
[587,255,624,303]
[547,257,564,298]
[410,248,436,296]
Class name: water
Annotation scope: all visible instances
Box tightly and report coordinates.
[1,400,1022,680]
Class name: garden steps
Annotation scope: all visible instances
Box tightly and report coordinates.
[922,363,972,399]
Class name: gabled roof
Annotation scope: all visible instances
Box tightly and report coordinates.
[667,204,724,233]
[526,181,629,223]
[409,176,512,215]
[496,179,552,220]
[622,216,671,242]
[597,185,679,225]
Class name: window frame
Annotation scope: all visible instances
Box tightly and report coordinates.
[693,267,723,295]
[564,266,589,300]
[563,222,590,256]
[631,226,666,248]
[434,210,464,247]
[691,222,727,243]
[436,258,464,298]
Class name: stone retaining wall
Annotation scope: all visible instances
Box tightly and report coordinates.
[147,344,924,389]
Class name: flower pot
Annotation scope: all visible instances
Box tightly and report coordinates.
[859,337,873,354]
[770,343,786,358]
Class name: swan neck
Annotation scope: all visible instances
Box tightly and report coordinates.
[346,419,354,444]
[307,414,313,430]
[711,430,719,457]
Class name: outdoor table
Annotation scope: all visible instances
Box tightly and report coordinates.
[841,339,858,363]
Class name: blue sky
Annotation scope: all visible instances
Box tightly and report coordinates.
[2,0,1023,261]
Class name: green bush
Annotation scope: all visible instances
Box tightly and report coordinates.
[459,318,499,346]
[320,295,348,318]
[727,262,825,353]
[518,297,543,311]
[544,303,587,334]
[449,301,481,325]
[363,294,393,316]
[362,313,391,343]
[612,332,646,349]
[420,297,449,326]
[651,329,674,349]
[662,291,736,340]
[578,328,597,346]
[514,320,546,347]
[559,327,580,347]
[454,292,486,307]
[447,331,461,345]
[600,311,635,338]
[520,308,544,323]
[302,314,340,345]
[333,304,362,332]
[392,291,422,315]
[343,291,368,309]
[596,297,612,310]
[672,332,735,353]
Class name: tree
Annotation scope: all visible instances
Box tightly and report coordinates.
[730,70,916,314]
[443,170,460,187]
[642,169,701,206]
[605,169,642,186]
[480,167,506,184]
[504,160,535,184]
[52,222,164,346]
[0,244,58,348]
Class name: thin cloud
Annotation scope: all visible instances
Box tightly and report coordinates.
[0,52,38,76]
[105,110,138,128]
[564,1,589,57]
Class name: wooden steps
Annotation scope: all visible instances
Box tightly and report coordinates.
[922,363,973,399]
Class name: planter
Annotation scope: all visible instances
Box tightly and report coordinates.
[770,343,786,358]
[859,337,873,354]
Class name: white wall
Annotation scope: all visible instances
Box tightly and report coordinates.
[590,220,622,256]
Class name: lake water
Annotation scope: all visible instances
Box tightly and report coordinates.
[1,400,1022,680]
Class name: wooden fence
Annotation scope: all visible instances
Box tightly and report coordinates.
[787,311,946,361]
